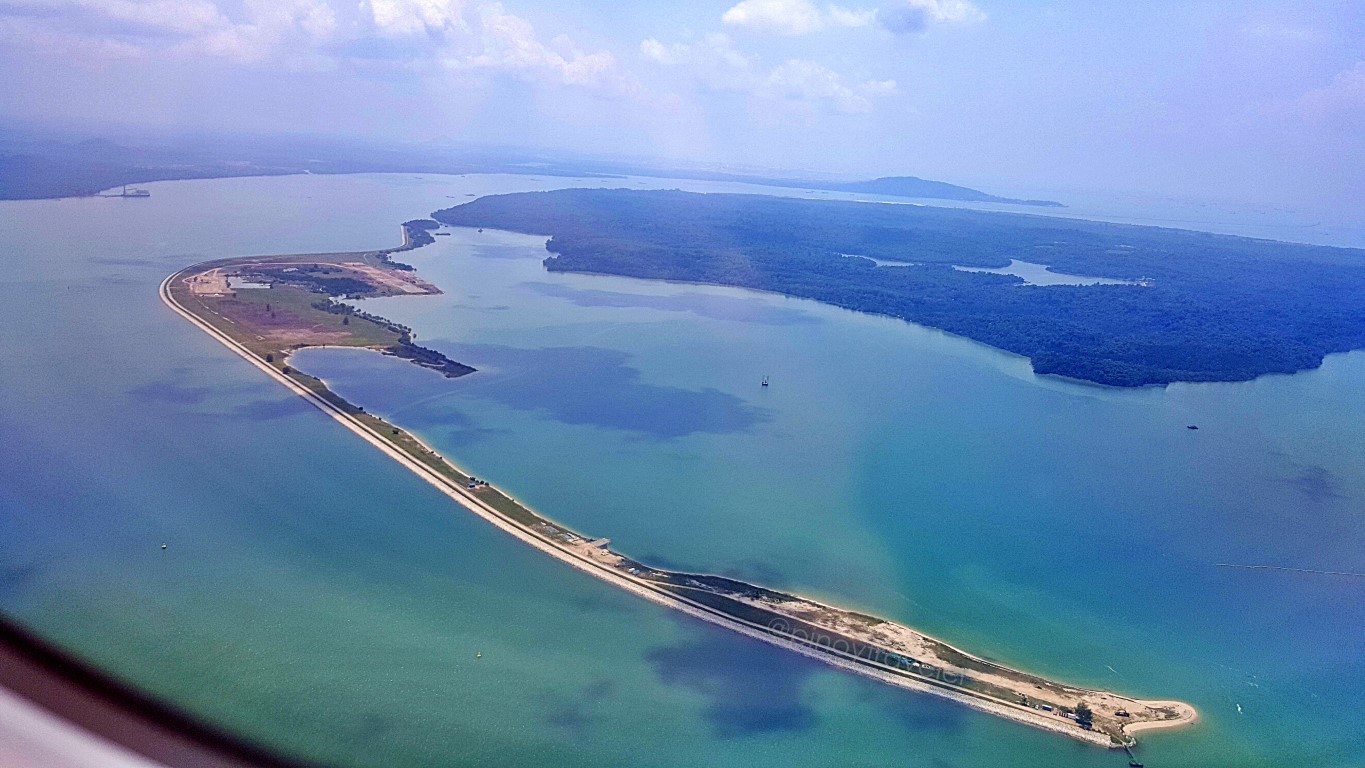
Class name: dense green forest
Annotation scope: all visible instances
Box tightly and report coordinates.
[434,189,1365,387]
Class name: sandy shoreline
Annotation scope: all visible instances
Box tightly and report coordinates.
[160,260,1196,749]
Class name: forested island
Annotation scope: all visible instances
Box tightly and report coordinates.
[434,189,1365,387]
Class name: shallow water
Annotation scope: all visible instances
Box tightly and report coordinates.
[848,255,1137,285]
[2,173,1363,768]
[952,259,1138,285]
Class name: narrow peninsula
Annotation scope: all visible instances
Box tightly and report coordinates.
[162,222,1196,750]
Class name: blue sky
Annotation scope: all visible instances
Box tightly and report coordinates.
[1,0,1362,217]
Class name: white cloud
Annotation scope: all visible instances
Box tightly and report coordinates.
[762,58,895,113]
[722,0,823,35]
[640,33,754,90]
[721,0,976,36]
[0,0,345,64]
[878,0,984,34]
[912,0,984,24]
[827,5,876,28]
[0,13,150,60]
[0,0,629,90]
[641,33,893,113]
[721,0,872,36]
[0,0,228,36]
[445,2,624,89]
[369,0,466,37]
[1297,61,1365,126]
[167,0,339,64]
[639,37,675,64]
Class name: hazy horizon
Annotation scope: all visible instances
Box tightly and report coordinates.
[2,1,1362,220]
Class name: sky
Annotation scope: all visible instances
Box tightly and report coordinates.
[1,0,1362,218]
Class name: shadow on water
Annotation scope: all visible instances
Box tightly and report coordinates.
[439,343,770,439]
[0,562,42,602]
[226,397,315,421]
[130,379,213,405]
[435,422,512,448]
[290,342,768,439]
[130,372,315,422]
[646,622,821,737]
[524,282,821,326]
[856,677,968,736]
[543,679,618,737]
[1284,464,1345,503]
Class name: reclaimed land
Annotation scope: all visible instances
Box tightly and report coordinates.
[162,224,1195,749]
[433,188,1365,387]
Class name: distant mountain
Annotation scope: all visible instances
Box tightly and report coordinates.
[821,176,1063,207]
[0,130,1062,208]
[575,163,1066,207]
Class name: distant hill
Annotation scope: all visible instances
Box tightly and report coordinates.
[579,163,1065,207]
[820,176,1063,207]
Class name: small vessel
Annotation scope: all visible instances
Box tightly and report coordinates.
[1187,424,1199,430]
[476,651,482,658]
[761,375,769,387]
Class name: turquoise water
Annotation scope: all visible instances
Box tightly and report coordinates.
[2,173,1363,768]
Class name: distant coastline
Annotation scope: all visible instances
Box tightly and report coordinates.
[0,135,1058,207]
[161,222,1196,749]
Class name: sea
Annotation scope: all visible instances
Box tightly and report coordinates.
[1,172,1362,768]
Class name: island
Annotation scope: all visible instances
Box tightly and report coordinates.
[161,221,1196,750]
[432,188,1365,387]
[728,174,1063,206]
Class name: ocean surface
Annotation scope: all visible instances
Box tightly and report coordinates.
[1,173,1363,768]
